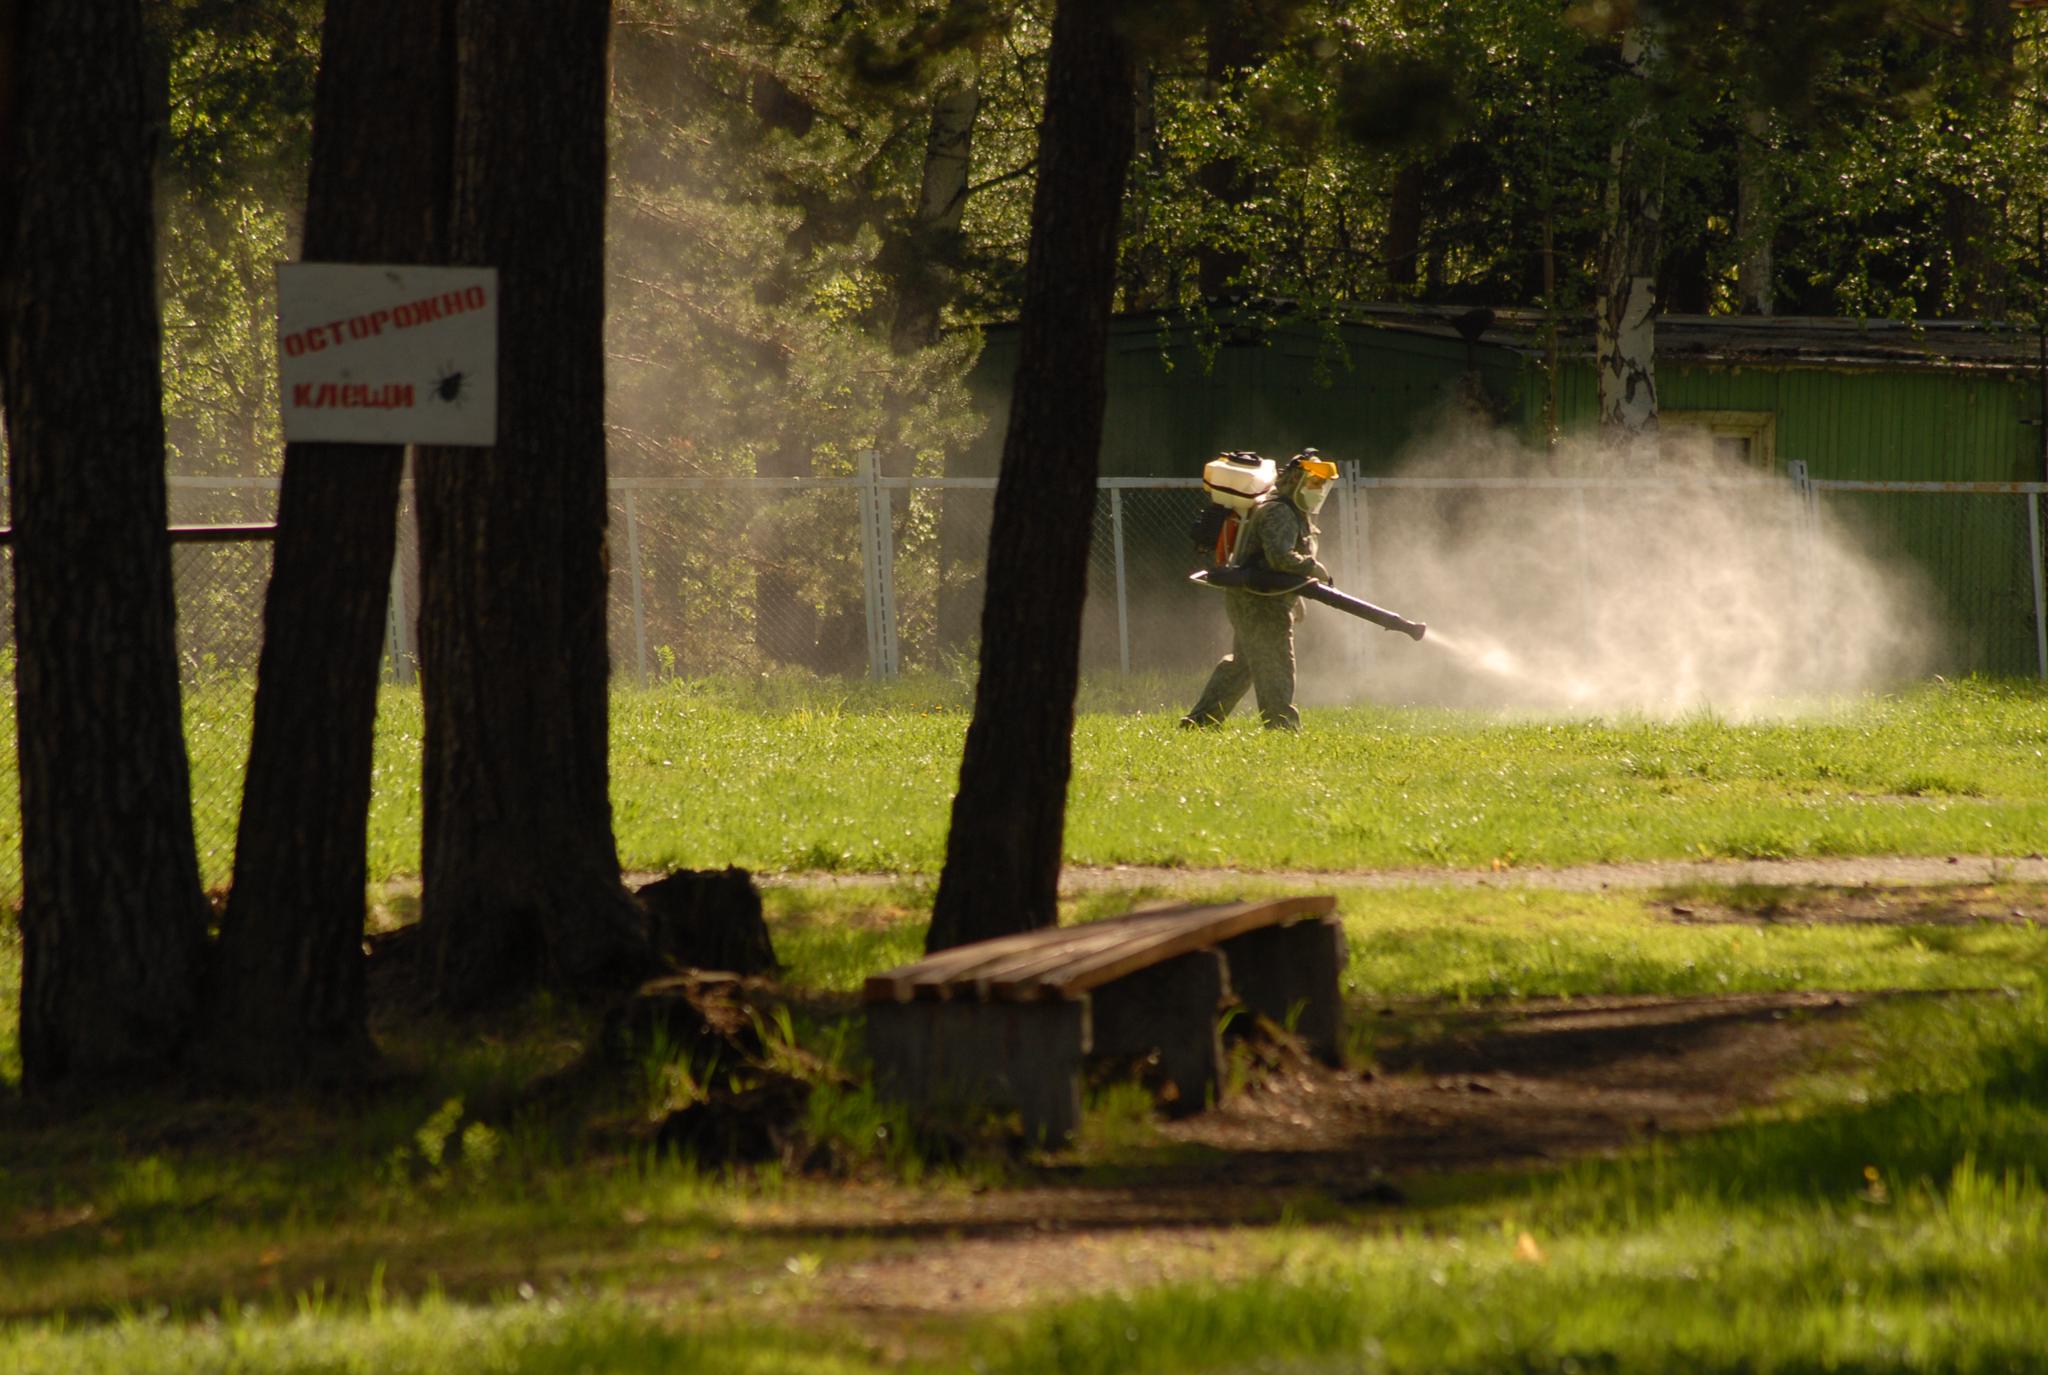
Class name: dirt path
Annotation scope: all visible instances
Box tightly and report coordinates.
[739,852,2048,899]
[1053,853,2048,894]
[808,987,1946,1320]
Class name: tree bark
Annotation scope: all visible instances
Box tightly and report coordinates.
[1596,26,1661,442]
[199,0,453,1087]
[889,68,979,355]
[1735,100,1773,316]
[925,0,1135,953]
[1,0,210,1087]
[1195,1,1265,300]
[1385,161,1425,289]
[413,0,653,1009]
[1120,61,1166,310]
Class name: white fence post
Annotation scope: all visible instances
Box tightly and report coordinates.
[1786,459,1820,548]
[623,485,649,683]
[1571,486,1595,645]
[1786,460,1821,650]
[1335,460,1369,675]
[856,450,898,680]
[1109,485,1131,675]
[2030,491,2046,681]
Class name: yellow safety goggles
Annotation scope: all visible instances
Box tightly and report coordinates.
[1298,457,1338,484]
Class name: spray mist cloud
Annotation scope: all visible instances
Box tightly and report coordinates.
[1301,420,1943,718]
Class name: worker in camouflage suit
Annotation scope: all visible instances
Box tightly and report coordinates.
[1181,451,1338,731]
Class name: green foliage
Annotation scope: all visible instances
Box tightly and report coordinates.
[154,1,319,474]
[382,1098,502,1195]
[607,1,989,478]
[1119,0,1621,317]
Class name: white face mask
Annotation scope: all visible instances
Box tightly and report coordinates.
[1295,482,1330,515]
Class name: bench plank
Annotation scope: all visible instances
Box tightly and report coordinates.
[999,896,1337,1000]
[944,908,1213,999]
[862,896,1336,1004]
[861,902,1206,1003]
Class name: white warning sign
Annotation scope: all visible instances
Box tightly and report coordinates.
[277,263,498,446]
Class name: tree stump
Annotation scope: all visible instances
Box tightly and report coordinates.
[635,867,777,975]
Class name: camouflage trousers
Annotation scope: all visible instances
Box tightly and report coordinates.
[1184,590,1299,730]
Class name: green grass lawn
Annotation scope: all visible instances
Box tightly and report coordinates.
[610,675,2048,875]
[3,674,2045,897]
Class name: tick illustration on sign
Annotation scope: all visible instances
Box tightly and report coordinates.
[430,363,467,405]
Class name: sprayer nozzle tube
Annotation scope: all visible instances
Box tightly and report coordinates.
[1192,567,1428,640]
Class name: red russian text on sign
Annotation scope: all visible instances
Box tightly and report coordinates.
[289,382,417,409]
[279,284,491,359]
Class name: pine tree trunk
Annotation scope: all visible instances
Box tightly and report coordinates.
[1384,162,1425,289]
[1194,1,1264,300]
[1120,61,1163,310]
[889,70,979,355]
[1,0,209,1087]
[1596,27,1661,442]
[925,0,1134,954]
[1735,101,1774,317]
[200,0,453,1087]
[413,0,653,1009]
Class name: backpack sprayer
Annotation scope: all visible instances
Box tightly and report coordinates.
[1188,451,1428,642]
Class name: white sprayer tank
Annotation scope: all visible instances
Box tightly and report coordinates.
[1202,453,1276,514]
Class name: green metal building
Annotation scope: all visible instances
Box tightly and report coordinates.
[954,306,2044,480]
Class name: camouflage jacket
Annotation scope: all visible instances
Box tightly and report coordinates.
[1226,495,1327,620]
[1229,495,1325,579]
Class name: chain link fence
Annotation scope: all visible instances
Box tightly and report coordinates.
[1,464,2046,909]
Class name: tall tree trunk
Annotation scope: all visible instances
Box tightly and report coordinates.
[0,0,209,1087]
[414,0,653,1009]
[1120,61,1164,310]
[200,0,453,1087]
[1735,100,1773,316]
[890,68,979,354]
[1195,0,1277,300]
[1597,26,1661,441]
[925,0,1135,953]
[1384,161,1425,290]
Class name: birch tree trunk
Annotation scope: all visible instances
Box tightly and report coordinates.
[1597,27,1661,442]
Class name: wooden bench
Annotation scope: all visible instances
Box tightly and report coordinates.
[862,895,1343,1141]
